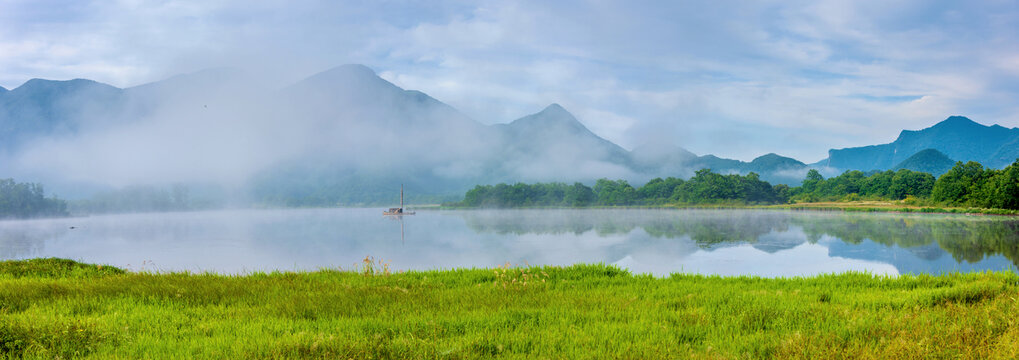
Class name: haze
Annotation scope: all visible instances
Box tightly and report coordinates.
[2,1,1017,162]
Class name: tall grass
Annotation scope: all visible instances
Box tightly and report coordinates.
[1,258,1018,358]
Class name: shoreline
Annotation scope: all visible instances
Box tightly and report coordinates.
[439,201,1019,216]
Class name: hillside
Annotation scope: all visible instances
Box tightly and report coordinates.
[893,149,956,176]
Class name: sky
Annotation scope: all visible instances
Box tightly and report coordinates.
[1,0,1018,162]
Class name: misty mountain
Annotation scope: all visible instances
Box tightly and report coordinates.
[249,65,634,204]
[248,64,501,204]
[2,65,634,204]
[631,143,697,165]
[124,68,253,112]
[490,104,635,182]
[8,64,1016,207]
[0,78,125,151]
[632,144,808,185]
[823,116,1019,171]
[286,65,497,168]
[892,149,956,176]
[742,153,807,174]
[0,64,822,207]
[689,153,808,185]
[251,69,639,204]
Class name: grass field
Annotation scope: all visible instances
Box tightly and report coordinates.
[2,258,1019,359]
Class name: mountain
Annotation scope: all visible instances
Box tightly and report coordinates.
[893,149,956,176]
[491,104,635,181]
[282,64,491,155]
[252,66,642,204]
[0,69,258,155]
[10,64,1017,206]
[631,143,697,165]
[123,67,252,112]
[633,146,807,185]
[0,78,124,151]
[825,116,1019,171]
[742,153,807,174]
[988,135,1019,168]
[688,153,807,185]
[689,155,744,173]
[250,65,498,204]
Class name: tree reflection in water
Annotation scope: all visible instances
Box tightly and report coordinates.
[461,210,1019,267]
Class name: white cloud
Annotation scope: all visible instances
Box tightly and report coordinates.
[1,0,1017,162]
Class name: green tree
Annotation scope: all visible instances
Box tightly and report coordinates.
[932,161,985,205]
[564,182,596,206]
[0,178,68,218]
[992,159,1019,209]
[889,169,935,199]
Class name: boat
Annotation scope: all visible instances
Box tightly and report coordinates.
[383,184,415,216]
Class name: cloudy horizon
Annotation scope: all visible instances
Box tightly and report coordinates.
[2,0,1017,163]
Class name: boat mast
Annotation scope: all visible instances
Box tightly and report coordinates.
[400,184,404,209]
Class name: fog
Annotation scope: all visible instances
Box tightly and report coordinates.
[0,64,664,205]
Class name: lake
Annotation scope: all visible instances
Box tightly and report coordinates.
[1,208,1017,276]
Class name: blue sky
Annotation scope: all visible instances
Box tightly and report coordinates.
[1,0,1017,162]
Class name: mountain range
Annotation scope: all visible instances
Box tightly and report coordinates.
[821,116,1019,171]
[1,64,1017,205]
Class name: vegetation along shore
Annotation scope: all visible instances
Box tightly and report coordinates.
[447,159,1019,213]
[2,258,1018,359]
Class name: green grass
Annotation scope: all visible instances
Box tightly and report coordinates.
[2,258,1019,359]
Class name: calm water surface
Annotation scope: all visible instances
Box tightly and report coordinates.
[1,208,1017,276]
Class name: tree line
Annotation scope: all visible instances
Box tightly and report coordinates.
[0,178,68,218]
[68,184,209,214]
[451,159,1019,210]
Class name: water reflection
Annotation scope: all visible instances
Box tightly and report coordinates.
[0,209,1015,276]
[460,209,1019,274]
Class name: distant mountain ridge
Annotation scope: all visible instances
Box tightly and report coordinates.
[2,64,1017,204]
[632,144,808,184]
[0,78,125,151]
[824,116,1019,171]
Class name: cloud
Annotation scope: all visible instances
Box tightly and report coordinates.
[1,0,1017,163]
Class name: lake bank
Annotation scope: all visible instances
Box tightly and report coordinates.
[761,201,1019,216]
[440,201,1019,216]
[2,258,1017,358]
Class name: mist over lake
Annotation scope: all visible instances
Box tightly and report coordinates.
[2,208,1015,277]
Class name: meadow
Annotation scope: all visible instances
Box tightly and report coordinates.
[2,258,1018,359]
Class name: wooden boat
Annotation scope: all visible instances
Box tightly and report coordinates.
[383,185,415,216]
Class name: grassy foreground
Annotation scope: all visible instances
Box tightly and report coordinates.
[2,259,1019,359]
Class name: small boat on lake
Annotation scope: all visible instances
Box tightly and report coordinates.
[383,185,415,216]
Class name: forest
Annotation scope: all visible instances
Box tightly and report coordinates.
[0,178,68,218]
[451,159,1019,210]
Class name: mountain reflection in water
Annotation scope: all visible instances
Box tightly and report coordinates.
[0,209,1016,276]
[459,209,1019,274]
